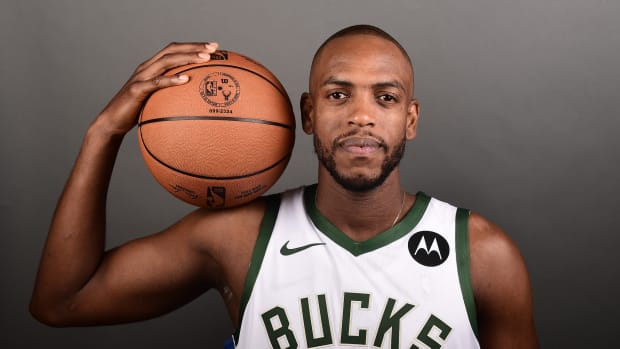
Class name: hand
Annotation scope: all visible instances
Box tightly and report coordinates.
[93,42,219,136]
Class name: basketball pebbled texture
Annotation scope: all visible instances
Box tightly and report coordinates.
[138,50,295,208]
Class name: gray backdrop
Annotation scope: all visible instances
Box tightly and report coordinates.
[2,0,619,347]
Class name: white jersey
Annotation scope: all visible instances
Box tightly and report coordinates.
[230,185,479,349]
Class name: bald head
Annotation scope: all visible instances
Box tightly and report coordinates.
[310,25,414,93]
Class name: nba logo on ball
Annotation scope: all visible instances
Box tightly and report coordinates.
[137,50,295,209]
[206,187,226,208]
[200,72,241,107]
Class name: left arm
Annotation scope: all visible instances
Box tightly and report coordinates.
[468,212,539,348]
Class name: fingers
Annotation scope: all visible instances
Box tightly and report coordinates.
[95,42,220,135]
[134,42,219,78]
[151,74,190,87]
[139,42,218,70]
[128,41,219,100]
[128,74,190,101]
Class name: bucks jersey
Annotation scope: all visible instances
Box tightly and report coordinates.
[230,185,479,349]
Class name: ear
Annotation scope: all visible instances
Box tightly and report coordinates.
[300,92,314,134]
[405,99,420,140]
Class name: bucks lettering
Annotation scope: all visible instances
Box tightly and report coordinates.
[261,292,452,349]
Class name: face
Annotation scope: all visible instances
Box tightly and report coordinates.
[302,34,419,192]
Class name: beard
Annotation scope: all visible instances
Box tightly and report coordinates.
[314,130,406,192]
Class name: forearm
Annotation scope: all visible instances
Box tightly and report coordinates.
[30,120,125,323]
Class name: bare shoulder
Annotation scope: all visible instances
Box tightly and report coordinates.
[468,212,526,285]
[467,212,539,348]
[183,197,268,245]
[178,197,269,268]
[173,196,271,324]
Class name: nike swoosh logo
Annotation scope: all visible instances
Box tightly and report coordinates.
[280,240,326,256]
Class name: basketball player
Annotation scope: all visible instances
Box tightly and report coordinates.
[31,25,539,348]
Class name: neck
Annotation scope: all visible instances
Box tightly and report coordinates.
[314,169,411,242]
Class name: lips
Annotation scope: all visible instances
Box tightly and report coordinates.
[338,136,384,154]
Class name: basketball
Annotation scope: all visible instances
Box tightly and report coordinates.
[138,50,295,209]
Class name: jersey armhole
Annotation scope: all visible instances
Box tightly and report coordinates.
[456,207,480,340]
[233,194,281,344]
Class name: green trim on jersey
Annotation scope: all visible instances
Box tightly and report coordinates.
[455,207,479,339]
[234,194,281,343]
[303,184,431,256]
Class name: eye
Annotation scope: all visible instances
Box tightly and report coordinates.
[378,94,397,103]
[328,91,348,100]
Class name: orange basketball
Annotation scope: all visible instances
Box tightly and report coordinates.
[138,50,295,208]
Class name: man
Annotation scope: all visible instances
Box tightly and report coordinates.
[31,25,538,348]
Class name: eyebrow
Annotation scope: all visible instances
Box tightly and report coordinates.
[321,77,353,88]
[321,77,406,92]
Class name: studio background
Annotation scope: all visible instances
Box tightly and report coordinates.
[2,0,619,347]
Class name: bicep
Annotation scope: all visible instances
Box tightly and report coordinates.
[67,212,217,325]
[469,213,539,348]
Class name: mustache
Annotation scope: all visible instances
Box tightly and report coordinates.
[333,129,388,149]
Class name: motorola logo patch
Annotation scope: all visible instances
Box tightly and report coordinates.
[408,231,450,267]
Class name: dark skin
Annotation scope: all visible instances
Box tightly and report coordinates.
[31,36,538,348]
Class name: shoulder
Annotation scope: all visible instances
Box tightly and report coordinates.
[179,195,276,289]
[467,212,539,346]
[154,195,275,274]
[467,212,529,306]
[181,196,273,252]
[468,212,524,269]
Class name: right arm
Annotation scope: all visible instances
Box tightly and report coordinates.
[30,42,232,326]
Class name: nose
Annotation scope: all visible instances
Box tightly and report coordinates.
[348,95,375,128]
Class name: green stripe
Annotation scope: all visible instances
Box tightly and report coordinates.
[455,207,479,339]
[233,194,281,343]
[303,184,430,256]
